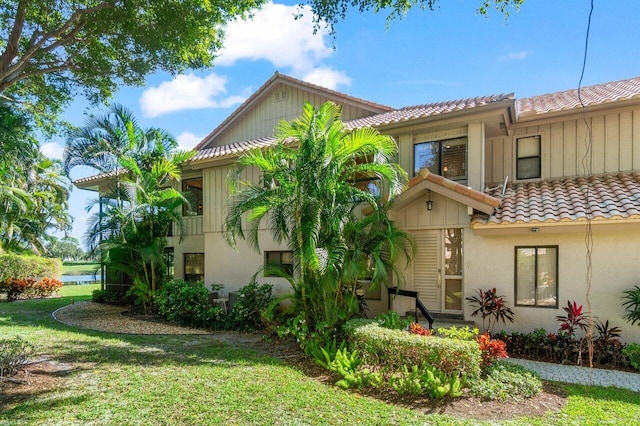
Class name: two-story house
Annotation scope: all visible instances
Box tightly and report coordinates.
[76,73,640,342]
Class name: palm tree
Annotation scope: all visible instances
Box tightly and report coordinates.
[0,105,71,253]
[225,101,409,328]
[85,150,193,311]
[64,104,178,175]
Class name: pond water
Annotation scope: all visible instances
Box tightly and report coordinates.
[60,274,100,286]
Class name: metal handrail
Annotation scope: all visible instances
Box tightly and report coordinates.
[387,287,435,329]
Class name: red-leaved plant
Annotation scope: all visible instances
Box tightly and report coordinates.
[409,322,432,336]
[476,332,508,368]
[556,300,591,337]
[465,288,515,333]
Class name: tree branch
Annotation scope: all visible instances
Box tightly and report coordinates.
[0,0,28,72]
[0,1,116,90]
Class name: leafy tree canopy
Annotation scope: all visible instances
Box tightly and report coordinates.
[1,0,523,131]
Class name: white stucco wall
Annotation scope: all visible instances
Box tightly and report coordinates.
[465,227,640,343]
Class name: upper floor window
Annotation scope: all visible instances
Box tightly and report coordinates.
[516,136,541,180]
[414,137,467,181]
[515,246,558,308]
[182,177,203,216]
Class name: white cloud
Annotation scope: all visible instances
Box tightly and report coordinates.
[139,2,349,117]
[40,142,64,160]
[498,51,529,62]
[176,131,204,151]
[216,2,332,75]
[140,73,246,118]
[302,68,351,91]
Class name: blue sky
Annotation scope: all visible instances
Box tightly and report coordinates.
[38,0,640,246]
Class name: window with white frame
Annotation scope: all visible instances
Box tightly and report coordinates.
[414,137,467,180]
[516,135,541,180]
[515,246,558,308]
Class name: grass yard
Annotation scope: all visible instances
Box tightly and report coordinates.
[61,262,101,275]
[1,285,639,425]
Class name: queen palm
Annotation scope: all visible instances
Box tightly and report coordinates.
[225,101,409,328]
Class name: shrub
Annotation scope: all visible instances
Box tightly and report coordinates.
[466,288,515,333]
[476,332,508,368]
[33,277,63,297]
[226,282,273,331]
[0,277,62,301]
[556,300,590,337]
[469,361,542,401]
[409,322,432,336]
[622,285,640,326]
[156,280,222,328]
[436,326,479,341]
[0,336,34,377]
[0,253,61,280]
[92,289,134,305]
[344,320,482,379]
[623,343,640,371]
[390,364,464,399]
[375,311,410,330]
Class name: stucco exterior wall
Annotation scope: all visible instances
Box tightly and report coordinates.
[465,228,640,343]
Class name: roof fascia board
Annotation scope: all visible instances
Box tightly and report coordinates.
[472,217,640,235]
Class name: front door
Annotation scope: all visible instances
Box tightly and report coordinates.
[411,229,464,313]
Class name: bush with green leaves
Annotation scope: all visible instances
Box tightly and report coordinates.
[469,361,542,401]
[375,311,410,330]
[226,282,273,331]
[436,326,479,340]
[156,280,223,328]
[0,253,62,281]
[0,336,34,378]
[344,320,482,380]
[622,285,640,326]
[92,289,134,306]
[390,364,464,398]
[324,347,382,389]
[623,343,640,371]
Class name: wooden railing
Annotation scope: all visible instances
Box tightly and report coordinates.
[387,287,435,329]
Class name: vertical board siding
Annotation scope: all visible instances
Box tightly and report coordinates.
[605,113,620,173]
[488,108,640,183]
[620,111,633,171]
[395,194,469,230]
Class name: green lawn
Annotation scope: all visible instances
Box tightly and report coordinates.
[61,262,101,275]
[1,286,639,425]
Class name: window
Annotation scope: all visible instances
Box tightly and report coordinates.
[184,253,204,282]
[264,251,294,276]
[354,177,381,198]
[414,137,467,180]
[164,247,174,278]
[516,136,541,180]
[182,177,203,216]
[515,246,558,308]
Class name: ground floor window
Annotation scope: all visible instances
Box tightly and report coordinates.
[184,253,204,282]
[515,246,558,307]
[164,247,174,278]
[264,251,294,276]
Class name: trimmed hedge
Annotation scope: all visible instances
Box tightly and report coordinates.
[344,320,482,379]
[0,253,61,280]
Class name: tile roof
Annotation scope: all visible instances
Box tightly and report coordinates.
[411,169,501,210]
[73,169,127,185]
[190,137,278,162]
[345,94,514,129]
[517,76,640,117]
[478,172,640,226]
